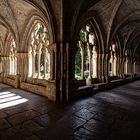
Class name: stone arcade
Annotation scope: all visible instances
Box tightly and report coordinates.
[0,0,140,139]
[0,0,140,102]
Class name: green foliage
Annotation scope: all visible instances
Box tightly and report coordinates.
[75,48,81,79]
[44,34,48,42]
[40,49,44,68]
[80,30,86,42]
[36,26,44,38]
[84,47,88,64]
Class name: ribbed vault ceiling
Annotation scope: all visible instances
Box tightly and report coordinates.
[0,0,140,58]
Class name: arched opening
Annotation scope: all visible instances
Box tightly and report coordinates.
[9,38,17,75]
[124,50,128,74]
[75,24,97,80]
[28,22,50,80]
[109,43,117,76]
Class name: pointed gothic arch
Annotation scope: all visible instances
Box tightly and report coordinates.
[75,22,98,81]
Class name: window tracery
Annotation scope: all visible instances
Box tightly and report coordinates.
[109,43,117,76]
[28,22,50,79]
[9,39,17,75]
[75,24,97,80]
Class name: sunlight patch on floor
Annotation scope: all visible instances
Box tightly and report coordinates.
[0,91,28,110]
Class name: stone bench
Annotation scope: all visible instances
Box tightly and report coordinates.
[77,85,94,95]
[93,83,108,89]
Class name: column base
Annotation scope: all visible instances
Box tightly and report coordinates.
[86,77,92,85]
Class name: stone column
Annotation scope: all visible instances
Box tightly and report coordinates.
[88,45,93,79]
[117,58,121,78]
[54,46,57,80]
[92,47,97,78]
[2,57,5,77]
[116,57,119,77]
[43,48,47,79]
[49,44,56,80]
[3,57,5,77]
[28,52,32,77]
[122,58,125,79]
[114,56,117,76]
[4,57,7,76]
[20,53,24,81]
[1,57,4,77]
[124,58,128,75]
[134,61,136,74]
[120,58,123,79]
[131,58,135,77]
[80,45,85,80]
[97,54,102,82]
[16,53,20,75]
[23,53,28,79]
[14,56,17,75]
[49,50,54,80]
[104,53,109,83]
[32,50,35,78]
[37,49,41,78]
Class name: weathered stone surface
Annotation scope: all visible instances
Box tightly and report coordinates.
[74,108,95,120]
[0,119,11,131]
[0,81,140,139]
[8,110,40,126]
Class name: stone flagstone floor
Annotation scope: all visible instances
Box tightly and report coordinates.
[0,81,140,140]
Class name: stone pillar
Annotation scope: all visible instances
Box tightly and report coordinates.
[120,58,123,79]
[49,50,54,80]
[131,58,135,77]
[28,52,32,77]
[118,57,122,78]
[32,50,35,78]
[80,46,85,80]
[2,57,4,77]
[124,58,128,75]
[54,46,58,80]
[1,57,4,78]
[16,53,20,75]
[37,49,41,78]
[20,53,24,81]
[113,56,117,76]
[97,54,102,82]
[104,53,109,83]
[134,61,136,74]
[122,58,125,79]
[14,56,17,75]
[23,53,28,79]
[127,57,134,77]
[92,47,97,78]
[5,57,7,76]
[117,58,121,78]
[48,45,55,80]
[87,45,92,85]
[116,57,119,77]
[2,57,5,77]
[43,49,47,79]
[88,45,92,79]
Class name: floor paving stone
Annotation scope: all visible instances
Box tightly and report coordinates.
[0,112,7,119]
[7,110,40,126]
[0,81,140,140]
[84,119,110,137]
[74,108,95,120]
[0,119,11,130]
[74,128,97,140]
[0,128,17,140]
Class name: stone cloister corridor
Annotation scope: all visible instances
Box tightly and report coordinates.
[0,0,140,139]
[0,81,140,140]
